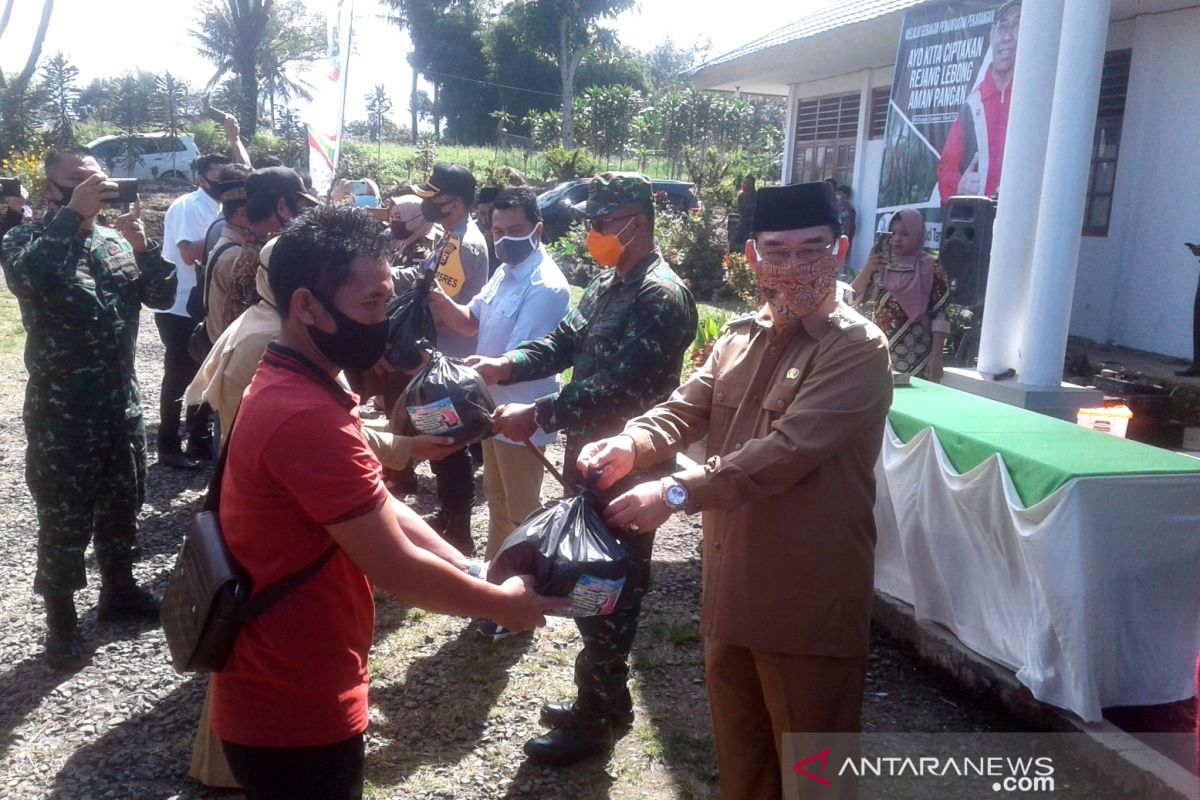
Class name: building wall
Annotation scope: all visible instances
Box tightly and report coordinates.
[784,9,1200,358]
[1093,7,1200,358]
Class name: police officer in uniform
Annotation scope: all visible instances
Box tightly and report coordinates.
[1,147,177,670]
[474,172,698,764]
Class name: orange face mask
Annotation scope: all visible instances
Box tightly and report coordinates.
[586,218,635,267]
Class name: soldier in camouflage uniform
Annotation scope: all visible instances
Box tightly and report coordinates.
[1,148,178,671]
[474,172,698,764]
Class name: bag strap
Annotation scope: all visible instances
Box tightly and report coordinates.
[200,239,239,315]
[231,543,339,621]
[201,404,339,620]
[522,438,583,494]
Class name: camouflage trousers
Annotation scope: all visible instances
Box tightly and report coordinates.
[24,409,147,595]
[573,529,655,716]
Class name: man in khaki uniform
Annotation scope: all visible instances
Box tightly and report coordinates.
[578,182,892,799]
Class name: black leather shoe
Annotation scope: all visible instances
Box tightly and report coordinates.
[44,594,89,671]
[424,509,475,556]
[523,717,614,766]
[185,437,215,461]
[45,627,89,671]
[160,450,202,471]
[540,699,635,731]
[97,586,162,623]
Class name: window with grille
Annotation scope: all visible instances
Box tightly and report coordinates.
[791,92,860,186]
[869,87,891,139]
[1083,50,1131,237]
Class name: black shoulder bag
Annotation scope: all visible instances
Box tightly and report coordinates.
[160,420,338,673]
[186,239,239,363]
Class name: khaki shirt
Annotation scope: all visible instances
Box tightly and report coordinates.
[625,304,892,657]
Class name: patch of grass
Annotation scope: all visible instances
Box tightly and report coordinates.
[0,290,24,357]
[634,723,664,760]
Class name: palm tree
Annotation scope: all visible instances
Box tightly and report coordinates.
[191,0,321,136]
[365,85,393,156]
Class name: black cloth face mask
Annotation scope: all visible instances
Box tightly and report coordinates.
[307,292,389,372]
[421,199,449,223]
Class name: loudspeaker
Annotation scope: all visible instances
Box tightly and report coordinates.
[940,196,997,308]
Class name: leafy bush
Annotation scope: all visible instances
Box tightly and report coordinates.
[541,147,598,182]
[188,120,224,155]
[545,220,597,287]
[657,202,728,301]
[1,147,46,211]
[722,251,757,306]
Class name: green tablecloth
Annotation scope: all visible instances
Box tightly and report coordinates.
[888,378,1200,506]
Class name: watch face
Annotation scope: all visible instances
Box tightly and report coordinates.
[666,484,688,508]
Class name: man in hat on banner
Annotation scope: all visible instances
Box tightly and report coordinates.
[578,182,892,798]
[410,163,490,553]
[471,172,697,764]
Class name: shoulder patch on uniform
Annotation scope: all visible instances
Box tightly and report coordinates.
[829,305,873,340]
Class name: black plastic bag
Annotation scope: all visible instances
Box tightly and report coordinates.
[385,273,437,371]
[488,493,629,617]
[399,351,496,446]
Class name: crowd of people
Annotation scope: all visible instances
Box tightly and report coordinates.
[2,123,958,798]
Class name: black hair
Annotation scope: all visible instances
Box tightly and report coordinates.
[195,153,232,179]
[837,185,852,198]
[245,191,302,224]
[254,155,284,168]
[491,187,541,227]
[268,204,387,321]
[220,163,252,183]
[44,146,94,175]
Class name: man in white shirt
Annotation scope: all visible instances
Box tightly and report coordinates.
[155,153,229,469]
[431,187,571,636]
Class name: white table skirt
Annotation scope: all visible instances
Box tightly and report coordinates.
[873,422,1200,722]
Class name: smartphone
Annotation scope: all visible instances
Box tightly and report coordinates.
[874,230,893,259]
[354,194,380,209]
[347,180,372,195]
[110,178,139,204]
[205,103,231,124]
[0,176,20,198]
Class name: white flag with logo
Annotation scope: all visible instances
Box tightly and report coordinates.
[308,0,355,197]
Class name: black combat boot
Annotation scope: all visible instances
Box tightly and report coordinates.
[540,689,635,731]
[97,565,162,623]
[423,508,475,556]
[523,713,615,766]
[44,593,88,671]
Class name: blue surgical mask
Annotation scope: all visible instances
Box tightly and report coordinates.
[494,228,539,266]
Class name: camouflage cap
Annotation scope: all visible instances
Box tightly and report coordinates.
[572,171,653,219]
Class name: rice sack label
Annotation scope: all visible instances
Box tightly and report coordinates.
[400,352,496,446]
[488,494,629,617]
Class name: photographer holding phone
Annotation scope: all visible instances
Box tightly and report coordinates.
[0,147,178,671]
[0,179,32,243]
[850,208,951,381]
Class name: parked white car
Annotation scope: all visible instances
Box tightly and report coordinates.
[85,133,201,182]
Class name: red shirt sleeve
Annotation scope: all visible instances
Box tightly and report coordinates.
[263,405,389,526]
[938,116,966,202]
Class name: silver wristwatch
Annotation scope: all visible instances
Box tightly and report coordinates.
[661,478,689,511]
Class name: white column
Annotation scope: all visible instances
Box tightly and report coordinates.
[1018,0,1112,387]
[976,0,1066,375]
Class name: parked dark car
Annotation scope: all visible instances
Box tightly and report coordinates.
[537,179,701,243]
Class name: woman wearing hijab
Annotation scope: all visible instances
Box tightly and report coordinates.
[850,208,951,381]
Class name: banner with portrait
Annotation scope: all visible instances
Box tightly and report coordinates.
[875,0,1021,247]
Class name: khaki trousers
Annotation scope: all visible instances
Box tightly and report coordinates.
[705,638,866,800]
[481,439,546,560]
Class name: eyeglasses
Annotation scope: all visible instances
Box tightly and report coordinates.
[753,240,839,266]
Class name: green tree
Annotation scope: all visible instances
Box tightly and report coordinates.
[107,72,157,173]
[365,84,394,153]
[642,38,710,92]
[0,0,55,153]
[154,72,190,142]
[191,0,322,137]
[40,51,78,146]
[519,0,635,149]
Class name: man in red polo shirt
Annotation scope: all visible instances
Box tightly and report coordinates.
[210,204,564,800]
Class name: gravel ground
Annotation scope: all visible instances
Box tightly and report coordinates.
[0,197,1164,798]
